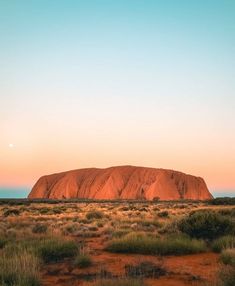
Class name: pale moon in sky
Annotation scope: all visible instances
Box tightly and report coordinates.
[9,143,14,148]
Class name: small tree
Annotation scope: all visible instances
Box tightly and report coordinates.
[179,211,234,240]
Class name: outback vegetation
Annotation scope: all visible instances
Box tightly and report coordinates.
[0,198,234,286]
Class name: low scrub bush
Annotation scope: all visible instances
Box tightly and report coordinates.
[37,206,64,215]
[0,237,7,249]
[158,211,169,218]
[219,267,235,286]
[37,238,78,263]
[38,207,51,215]
[112,230,130,238]
[63,223,79,235]
[74,254,92,268]
[209,197,235,206]
[159,219,180,235]
[106,233,206,255]
[218,208,235,217]
[86,210,104,220]
[212,236,235,253]
[51,207,63,214]
[32,224,48,234]
[96,222,104,228]
[79,218,91,224]
[220,249,235,266]
[3,208,21,217]
[178,211,234,240]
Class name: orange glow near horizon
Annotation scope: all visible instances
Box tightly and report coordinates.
[1,132,234,191]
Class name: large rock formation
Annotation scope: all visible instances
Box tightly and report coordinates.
[28,166,213,200]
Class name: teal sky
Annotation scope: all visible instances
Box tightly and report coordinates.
[0,0,235,197]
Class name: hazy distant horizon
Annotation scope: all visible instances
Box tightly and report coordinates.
[0,187,234,199]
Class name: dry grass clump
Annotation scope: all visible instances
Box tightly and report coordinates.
[32,223,48,234]
[220,249,235,266]
[158,219,180,235]
[86,210,104,220]
[74,254,92,268]
[219,266,235,286]
[96,221,104,228]
[0,247,40,286]
[62,222,79,235]
[106,233,206,255]
[157,211,169,218]
[218,208,235,217]
[212,236,235,253]
[112,229,130,238]
[36,237,79,263]
[210,197,235,205]
[0,237,7,249]
[3,208,21,217]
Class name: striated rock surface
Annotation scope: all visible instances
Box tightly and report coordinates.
[28,166,212,200]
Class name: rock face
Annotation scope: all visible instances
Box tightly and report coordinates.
[28,166,213,200]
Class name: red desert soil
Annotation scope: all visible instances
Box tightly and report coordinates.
[29,166,212,200]
[41,236,219,286]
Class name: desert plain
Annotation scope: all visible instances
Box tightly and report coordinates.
[0,198,234,286]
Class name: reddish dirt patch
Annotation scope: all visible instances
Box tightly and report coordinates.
[41,235,220,286]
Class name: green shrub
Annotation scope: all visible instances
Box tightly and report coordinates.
[63,223,78,234]
[51,207,63,214]
[209,197,235,206]
[78,218,91,224]
[0,248,40,286]
[37,238,78,263]
[219,267,235,286]
[106,233,206,255]
[158,211,169,218]
[3,209,20,217]
[112,230,130,238]
[32,224,48,234]
[38,207,51,215]
[220,249,235,266]
[212,236,235,253]
[179,211,234,240]
[218,209,235,217]
[37,206,65,215]
[74,254,92,268]
[159,219,180,235]
[97,222,104,228]
[86,210,104,220]
[0,238,7,249]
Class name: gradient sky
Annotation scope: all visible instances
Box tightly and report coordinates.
[0,0,235,196]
